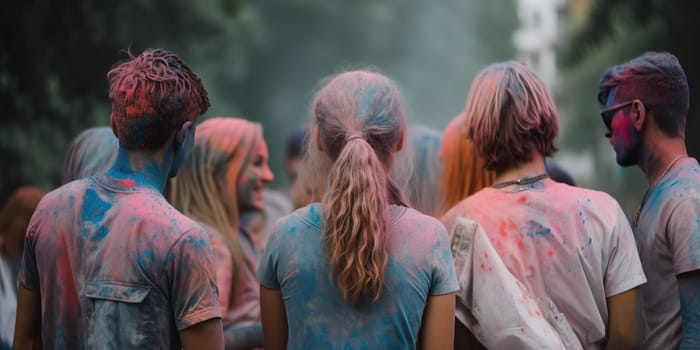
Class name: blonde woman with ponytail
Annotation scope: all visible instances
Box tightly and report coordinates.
[171,117,274,348]
[257,70,458,349]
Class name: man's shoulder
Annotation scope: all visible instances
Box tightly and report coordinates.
[115,192,204,241]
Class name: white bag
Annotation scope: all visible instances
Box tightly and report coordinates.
[449,217,582,350]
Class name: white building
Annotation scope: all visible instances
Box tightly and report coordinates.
[513,0,568,89]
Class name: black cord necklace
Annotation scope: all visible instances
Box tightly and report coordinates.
[491,173,549,189]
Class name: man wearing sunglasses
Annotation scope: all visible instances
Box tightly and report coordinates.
[598,52,700,350]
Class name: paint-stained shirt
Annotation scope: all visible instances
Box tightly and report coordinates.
[257,204,459,349]
[19,176,221,350]
[635,158,700,350]
[442,179,646,349]
[199,222,260,328]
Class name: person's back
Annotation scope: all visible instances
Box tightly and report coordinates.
[260,204,454,348]
[443,179,644,347]
[257,70,457,350]
[14,48,223,349]
[443,61,645,349]
[22,176,217,348]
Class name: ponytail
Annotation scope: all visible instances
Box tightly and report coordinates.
[322,137,389,303]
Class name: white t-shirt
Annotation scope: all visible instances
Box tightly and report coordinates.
[442,178,646,349]
[0,256,20,348]
[635,158,700,349]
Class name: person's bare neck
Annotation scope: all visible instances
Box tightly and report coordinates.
[640,129,688,187]
[494,153,547,185]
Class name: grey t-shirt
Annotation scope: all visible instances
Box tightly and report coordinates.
[636,158,700,349]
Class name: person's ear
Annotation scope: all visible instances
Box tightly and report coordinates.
[394,130,405,152]
[174,121,194,152]
[314,127,323,151]
[110,114,119,138]
[631,99,646,131]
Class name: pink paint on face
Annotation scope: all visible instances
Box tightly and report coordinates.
[237,138,274,211]
[610,110,636,149]
[604,88,642,166]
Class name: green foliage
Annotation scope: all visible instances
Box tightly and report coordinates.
[0,0,245,203]
[0,0,518,202]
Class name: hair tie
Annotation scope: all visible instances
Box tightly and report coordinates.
[345,132,364,143]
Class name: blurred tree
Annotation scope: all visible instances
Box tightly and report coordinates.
[0,0,247,203]
[557,0,700,215]
[0,0,518,202]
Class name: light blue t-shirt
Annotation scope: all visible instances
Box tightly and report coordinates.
[257,203,458,349]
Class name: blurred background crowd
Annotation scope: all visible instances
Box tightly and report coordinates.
[1,0,699,218]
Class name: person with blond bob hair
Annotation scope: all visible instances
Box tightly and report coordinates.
[442,61,646,349]
[438,114,496,216]
[62,126,119,184]
[170,117,274,349]
[257,70,458,349]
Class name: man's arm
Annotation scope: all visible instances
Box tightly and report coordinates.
[179,318,224,350]
[419,293,455,350]
[260,285,287,350]
[223,323,263,350]
[678,270,700,350]
[13,286,42,350]
[605,288,640,350]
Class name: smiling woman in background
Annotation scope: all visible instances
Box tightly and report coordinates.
[170,117,274,349]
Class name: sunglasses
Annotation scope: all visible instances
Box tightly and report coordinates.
[600,100,636,129]
[600,98,649,130]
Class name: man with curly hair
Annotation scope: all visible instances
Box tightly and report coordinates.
[13,48,223,349]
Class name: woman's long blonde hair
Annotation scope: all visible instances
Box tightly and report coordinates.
[170,117,263,305]
[303,70,407,303]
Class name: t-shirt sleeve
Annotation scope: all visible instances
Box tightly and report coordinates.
[441,208,459,242]
[429,224,460,295]
[166,227,222,330]
[256,220,283,290]
[667,197,700,274]
[604,203,647,297]
[18,215,41,291]
[209,231,233,315]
